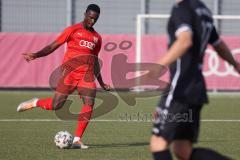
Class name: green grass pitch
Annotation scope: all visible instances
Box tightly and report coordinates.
[0,91,240,160]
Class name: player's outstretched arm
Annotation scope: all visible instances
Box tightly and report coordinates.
[94,56,110,91]
[213,40,240,73]
[23,41,61,62]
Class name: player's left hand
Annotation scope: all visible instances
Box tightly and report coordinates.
[101,84,111,91]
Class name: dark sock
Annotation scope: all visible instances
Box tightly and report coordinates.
[190,147,233,160]
[152,149,173,160]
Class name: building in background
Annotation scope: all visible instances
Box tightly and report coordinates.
[1,0,240,34]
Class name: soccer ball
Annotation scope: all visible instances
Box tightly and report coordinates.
[54,131,73,149]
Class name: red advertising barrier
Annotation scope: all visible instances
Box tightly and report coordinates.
[0,33,239,90]
[141,35,240,90]
[0,33,64,87]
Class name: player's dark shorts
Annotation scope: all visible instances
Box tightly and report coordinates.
[152,97,202,143]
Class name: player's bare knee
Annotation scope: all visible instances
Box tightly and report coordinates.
[52,100,65,110]
[150,135,168,152]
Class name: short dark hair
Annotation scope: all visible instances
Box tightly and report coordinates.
[86,4,100,14]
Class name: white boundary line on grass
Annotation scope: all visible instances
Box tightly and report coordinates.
[0,119,240,122]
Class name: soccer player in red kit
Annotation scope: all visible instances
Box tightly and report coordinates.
[17,4,110,149]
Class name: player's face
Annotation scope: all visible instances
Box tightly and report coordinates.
[84,10,99,29]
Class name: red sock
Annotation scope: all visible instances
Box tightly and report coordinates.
[36,98,53,110]
[75,105,93,138]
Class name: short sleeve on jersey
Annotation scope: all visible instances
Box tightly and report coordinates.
[175,24,193,37]
[94,36,102,56]
[55,26,73,45]
[208,26,221,46]
[172,4,193,37]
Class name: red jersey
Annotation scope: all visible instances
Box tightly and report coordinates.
[55,23,102,74]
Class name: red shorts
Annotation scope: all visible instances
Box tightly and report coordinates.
[56,71,96,95]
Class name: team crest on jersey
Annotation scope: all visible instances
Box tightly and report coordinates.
[93,36,98,43]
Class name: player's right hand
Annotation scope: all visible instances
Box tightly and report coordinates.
[101,84,111,91]
[148,64,167,80]
[23,52,37,62]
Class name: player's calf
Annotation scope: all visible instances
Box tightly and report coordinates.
[150,135,173,160]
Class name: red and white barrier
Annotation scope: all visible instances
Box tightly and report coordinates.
[0,33,239,90]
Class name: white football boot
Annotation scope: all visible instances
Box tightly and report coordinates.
[17,98,38,112]
[71,139,89,149]
[71,142,89,149]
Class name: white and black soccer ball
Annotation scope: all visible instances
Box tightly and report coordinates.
[54,131,73,149]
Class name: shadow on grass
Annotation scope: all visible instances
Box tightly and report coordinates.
[199,139,240,143]
[89,142,149,148]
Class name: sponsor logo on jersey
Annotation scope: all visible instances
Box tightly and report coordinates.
[79,40,96,50]
[93,36,98,43]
